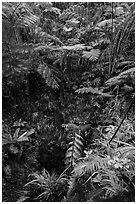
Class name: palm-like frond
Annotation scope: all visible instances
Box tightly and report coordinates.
[82,49,100,61]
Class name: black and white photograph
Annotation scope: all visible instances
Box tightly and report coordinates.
[2,2,135,202]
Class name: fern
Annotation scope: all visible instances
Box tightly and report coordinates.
[65,133,83,167]
[37,64,61,89]
[100,168,125,198]
[91,38,110,48]
[82,49,100,61]
[116,143,135,160]
[74,155,109,176]
[109,9,135,75]
[116,60,135,70]
[96,19,117,28]
[2,2,39,31]
[60,4,87,21]
[75,87,113,97]
[44,6,61,16]
[105,67,135,87]
[57,44,92,51]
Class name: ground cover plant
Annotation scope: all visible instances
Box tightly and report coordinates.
[2,2,135,202]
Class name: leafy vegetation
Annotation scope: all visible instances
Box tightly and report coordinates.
[2,2,135,202]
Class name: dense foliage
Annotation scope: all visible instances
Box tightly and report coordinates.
[2,2,135,202]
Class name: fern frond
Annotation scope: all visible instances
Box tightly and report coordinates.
[37,64,61,89]
[105,67,135,87]
[44,6,61,16]
[74,155,109,176]
[75,87,113,97]
[101,168,124,197]
[92,38,110,48]
[96,19,117,28]
[60,4,86,21]
[116,60,134,70]
[119,67,135,76]
[65,133,83,167]
[116,145,135,159]
[82,49,100,61]
[57,44,92,51]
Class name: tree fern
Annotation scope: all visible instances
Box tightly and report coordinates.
[65,133,83,167]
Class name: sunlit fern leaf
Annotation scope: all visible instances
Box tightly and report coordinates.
[105,76,126,87]
[105,67,135,87]
[16,15,39,29]
[74,155,109,176]
[116,145,135,159]
[96,19,116,28]
[33,44,54,53]
[17,129,35,142]
[57,44,92,51]
[65,133,83,167]
[44,6,61,16]
[75,137,83,147]
[37,64,61,89]
[92,38,110,48]
[63,25,73,32]
[119,67,135,76]
[101,169,124,197]
[82,49,100,61]
[75,87,113,97]
[66,18,80,27]
[116,61,135,70]
[44,33,64,45]
[60,4,87,21]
